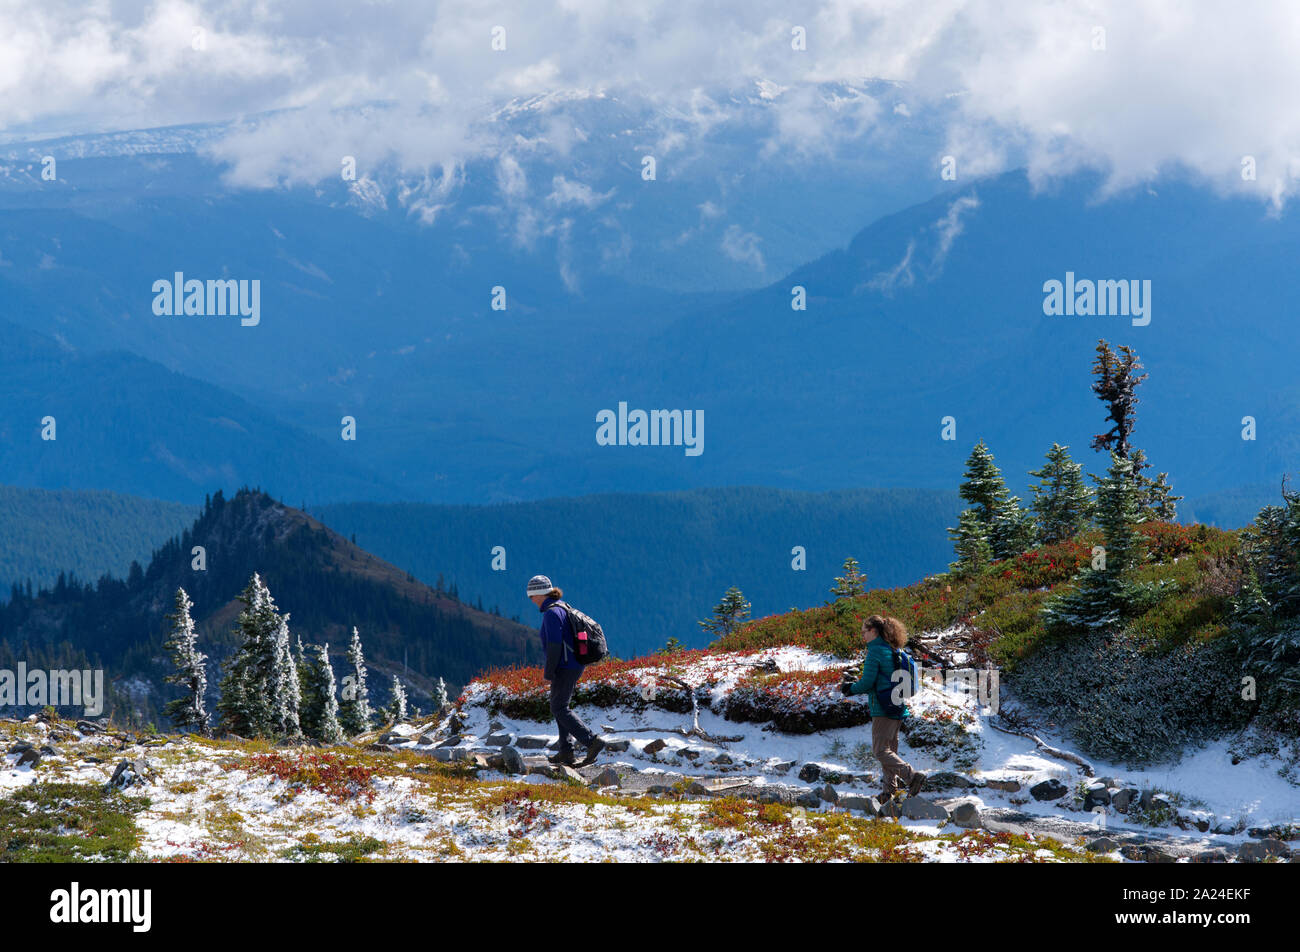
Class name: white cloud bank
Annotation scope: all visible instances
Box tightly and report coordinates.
[4,1,1300,206]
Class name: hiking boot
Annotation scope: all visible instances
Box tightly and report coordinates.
[907,771,927,798]
[576,737,606,767]
[548,751,576,766]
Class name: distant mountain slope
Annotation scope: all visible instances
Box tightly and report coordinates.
[0,318,406,503]
[0,489,540,725]
[0,485,195,597]
[317,486,962,659]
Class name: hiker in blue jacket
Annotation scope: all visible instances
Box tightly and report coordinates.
[528,575,606,767]
[842,614,925,800]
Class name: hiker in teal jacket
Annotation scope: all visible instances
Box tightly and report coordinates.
[842,614,925,800]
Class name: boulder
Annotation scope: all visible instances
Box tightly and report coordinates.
[108,758,153,789]
[515,735,552,750]
[797,763,822,783]
[924,771,976,791]
[485,733,514,747]
[795,790,821,809]
[769,760,795,774]
[416,734,436,745]
[712,753,734,765]
[643,738,668,755]
[1085,837,1118,853]
[687,780,712,797]
[16,748,40,768]
[378,731,408,745]
[1238,839,1290,863]
[500,746,526,775]
[1030,779,1068,801]
[1082,782,1111,811]
[679,748,701,761]
[949,801,982,829]
[1111,787,1139,813]
[838,794,876,815]
[436,735,462,748]
[1191,849,1229,863]
[899,797,949,821]
[7,740,33,755]
[983,778,1022,793]
[604,739,631,753]
[818,784,839,804]
[593,766,621,788]
[556,765,585,784]
[488,720,505,732]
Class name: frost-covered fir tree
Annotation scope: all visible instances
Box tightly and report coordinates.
[830,556,867,600]
[162,588,208,733]
[989,495,1036,560]
[270,614,301,738]
[958,440,1012,525]
[217,574,283,737]
[698,587,751,638]
[1042,453,1147,631]
[948,509,992,575]
[432,677,449,711]
[388,676,409,723]
[1028,443,1095,543]
[339,627,373,736]
[300,642,344,743]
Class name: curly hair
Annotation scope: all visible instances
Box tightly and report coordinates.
[862,614,908,649]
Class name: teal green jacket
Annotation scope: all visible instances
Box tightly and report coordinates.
[846,638,910,718]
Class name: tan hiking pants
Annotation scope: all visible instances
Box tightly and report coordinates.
[872,716,915,795]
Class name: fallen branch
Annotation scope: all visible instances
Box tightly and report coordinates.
[988,718,1094,777]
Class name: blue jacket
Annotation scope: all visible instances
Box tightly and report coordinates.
[846,638,911,718]
[539,597,580,678]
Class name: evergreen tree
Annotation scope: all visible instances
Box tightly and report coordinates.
[830,556,867,600]
[989,495,1037,560]
[698,587,751,638]
[432,677,449,711]
[1042,453,1147,631]
[389,675,409,723]
[300,642,344,743]
[339,627,373,736]
[162,588,208,734]
[270,614,301,737]
[1090,339,1147,463]
[948,508,992,575]
[958,440,1012,525]
[216,574,281,737]
[1028,443,1095,543]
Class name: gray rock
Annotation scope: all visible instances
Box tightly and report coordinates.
[556,765,585,784]
[1238,839,1290,862]
[924,770,976,791]
[797,763,822,783]
[1111,787,1139,813]
[7,741,33,755]
[1030,778,1068,801]
[485,732,514,747]
[712,753,734,765]
[436,734,462,748]
[982,819,1029,837]
[416,734,436,745]
[949,801,982,829]
[515,735,552,749]
[378,731,408,745]
[795,791,821,809]
[643,738,668,755]
[838,794,875,814]
[687,780,712,797]
[593,766,621,788]
[500,746,526,775]
[1191,849,1229,863]
[1083,782,1111,810]
[16,748,40,767]
[899,797,949,821]
[428,747,456,762]
[983,778,1022,793]
[769,760,795,774]
[679,748,701,761]
[488,720,505,732]
[605,739,631,753]
[1085,837,1118,853]
[818,784,839,804]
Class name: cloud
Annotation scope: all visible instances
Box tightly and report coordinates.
[6,1,1300,207]
[546,175,614,208]
[931,194,979,272]
[720,224,765,271]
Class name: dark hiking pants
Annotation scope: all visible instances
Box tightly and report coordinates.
[872,716,916,795]
[549,666,596,756]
